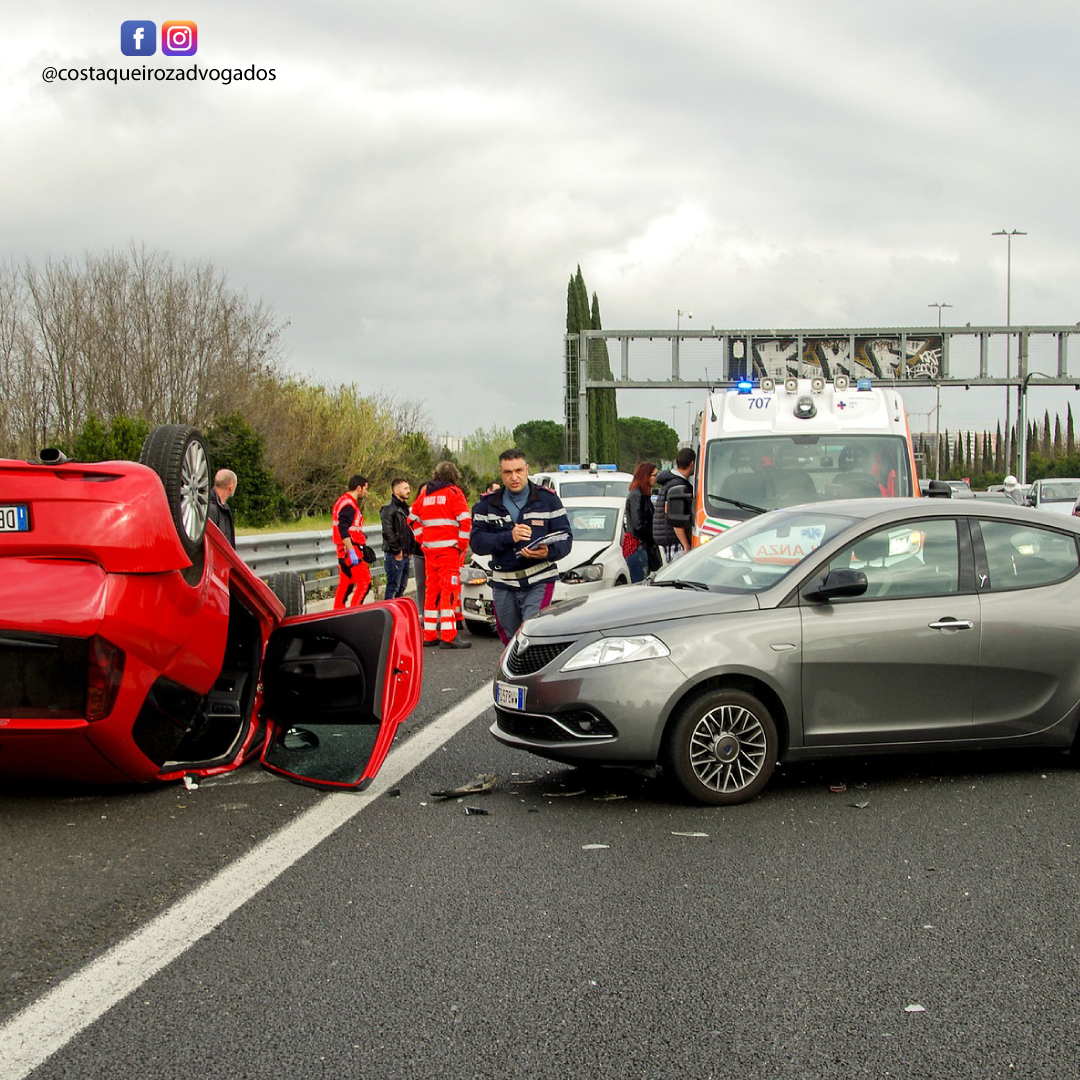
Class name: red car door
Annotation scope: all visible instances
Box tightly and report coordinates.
[259,601,422,789]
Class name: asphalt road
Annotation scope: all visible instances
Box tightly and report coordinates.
[5,630,1080,1078]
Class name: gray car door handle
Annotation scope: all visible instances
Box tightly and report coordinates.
[928,619,974,631]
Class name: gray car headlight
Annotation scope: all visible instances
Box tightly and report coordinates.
[560,635,670,672]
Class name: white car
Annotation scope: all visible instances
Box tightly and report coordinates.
[461,495,632,635]
[530,465,633,500]
[1027,478,1080,516]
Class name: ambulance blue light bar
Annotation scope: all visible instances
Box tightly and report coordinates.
[736,380,754,394]
[558,463,618,471]
[857,378,873,391]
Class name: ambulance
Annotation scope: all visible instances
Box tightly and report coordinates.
[690,374,920,546]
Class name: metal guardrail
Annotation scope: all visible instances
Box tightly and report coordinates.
[236,530,386,598]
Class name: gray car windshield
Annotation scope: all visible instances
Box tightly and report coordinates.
[652,511,855,593]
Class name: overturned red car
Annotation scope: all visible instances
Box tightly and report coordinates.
[0,425,422,789]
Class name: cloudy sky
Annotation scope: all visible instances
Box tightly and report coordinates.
[5,1,1080,449]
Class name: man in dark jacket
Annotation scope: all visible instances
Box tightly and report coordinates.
[470,449,573,643]
[652,447,696,562]
[208,469,237,548]
[380,478,415,600]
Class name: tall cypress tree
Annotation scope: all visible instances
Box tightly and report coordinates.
[588,292,619,463]
[565,266,618,463]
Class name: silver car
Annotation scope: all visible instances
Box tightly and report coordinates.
[491,499,1080,805]
[1026,477,1080,516]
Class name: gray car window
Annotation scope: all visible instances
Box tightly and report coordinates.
[979,520,1079,590]
[824,518,960,600]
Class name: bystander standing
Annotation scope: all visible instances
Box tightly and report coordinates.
[208,469,237,549]
[623,462,658,583]
[380,478,415,600]
[652,448,696,563]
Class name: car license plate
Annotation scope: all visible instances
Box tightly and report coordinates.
[496,681,526,711]
[0,505,29,532]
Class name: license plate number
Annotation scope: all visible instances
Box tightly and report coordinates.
[496,681,526,710]
[0,505,29,532]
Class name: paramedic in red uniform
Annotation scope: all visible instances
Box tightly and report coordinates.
[409,461,472,649]
[332,474,372,608]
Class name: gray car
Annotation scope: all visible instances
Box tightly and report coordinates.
[491,499,1080,805]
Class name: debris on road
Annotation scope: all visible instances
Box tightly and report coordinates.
[430,773,498,800]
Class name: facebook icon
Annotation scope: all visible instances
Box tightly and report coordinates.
[121,20,156,56]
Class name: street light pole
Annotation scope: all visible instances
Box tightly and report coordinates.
[992,229,1026,472]
[927,303,951,480]
[677,309,692,332]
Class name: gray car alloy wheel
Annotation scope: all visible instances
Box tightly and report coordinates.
[663,688,778,806]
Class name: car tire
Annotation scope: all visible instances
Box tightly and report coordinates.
[464,618,497,637]
[139,425,210,558]
[662,688,778,806]
[265,571,307,617]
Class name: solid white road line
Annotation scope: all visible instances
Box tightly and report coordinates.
[0,684,492,1080]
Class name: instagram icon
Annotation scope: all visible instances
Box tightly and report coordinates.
[161,20,198,56]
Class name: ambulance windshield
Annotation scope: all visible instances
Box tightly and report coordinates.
[702,434,912,520]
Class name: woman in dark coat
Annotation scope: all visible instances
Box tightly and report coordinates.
[624,461,658,583]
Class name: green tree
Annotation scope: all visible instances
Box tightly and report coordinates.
[587,291,619,464]
[617,416,679,471]
[398,431,436,485]
[204,412,290,527]
[565,266,618,463]
[513,420,564,468]
[457,425,514,486]
[71,413,151,462]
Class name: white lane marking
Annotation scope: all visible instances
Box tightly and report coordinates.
[0,685,492,1080]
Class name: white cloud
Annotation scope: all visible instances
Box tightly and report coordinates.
[3,0,1080,448]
